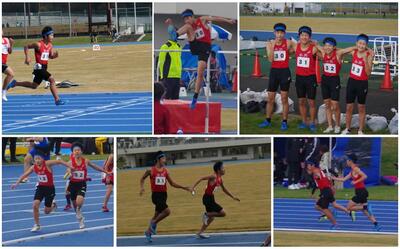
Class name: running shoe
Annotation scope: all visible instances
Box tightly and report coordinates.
[323,126,334,133]
[367,203,374,216]
[102,206,110,212]
[341,129,351,135]
[298,122,307,129]
[79,216,85,229]
[2,90,7,101]
[145,230,153,243]
[31,224,41,232]
[196,233,210,239]
[55,99,65,106]
[258,120,271,128]
[51,201,57,212]
[190,97,197,109]
[76,208,83,220]
[202,212,209,226]
[280,121,288,131]
[309,123,317,132]
[21,178,29,183]
[64,204,72,211]
[350,211,356,222]
[374,223,382,231]
[334,126,341,134]
[6,79,16,90]
[150,222,157,235]
[358,130,364,135]
[330,224,338,230]
[318,215,328,222]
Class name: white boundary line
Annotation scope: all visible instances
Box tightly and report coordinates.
[2,224,113,246]
[274,228,397,235]
[118,230,269,239]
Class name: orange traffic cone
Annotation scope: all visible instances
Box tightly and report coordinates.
[380,62,393,91]
[232,69,238,93]
[252,50,262,77]
[315,56,322,84]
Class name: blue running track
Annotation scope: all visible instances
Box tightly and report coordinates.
[274,198,398,234]
[2,161,114,246]
[117,231,270,246]
[2,92,152,134]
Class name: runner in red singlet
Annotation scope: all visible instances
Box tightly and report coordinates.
[190,161,240,238]
[165,9,236,109]
[341,34,374,135]
[314,38,356,134]
[332,153,381,231]
[102,154,114,212]
[5,26,65,105]
[140,151,191,242]
[11,152,71,232]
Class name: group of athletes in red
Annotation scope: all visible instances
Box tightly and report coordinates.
[2,26,64,104]
[11,142,113,232]
[139,151,240,242]
[259,23,374,134]
[307,153,381,231]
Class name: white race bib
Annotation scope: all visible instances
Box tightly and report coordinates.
[38,174,48,183]
[297,57,310,68]
[323,63,337,74]
[40,52,50,61]
[73,170,85,180]
[351,63,363,77]
[274,51,286,61]
[155,176,166,185]
[2,44,8,55]
[194,28,205,39]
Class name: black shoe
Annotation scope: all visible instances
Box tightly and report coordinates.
[10,158,20,163]
[2,159,9,164]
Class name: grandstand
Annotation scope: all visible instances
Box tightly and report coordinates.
[117,137,271,168]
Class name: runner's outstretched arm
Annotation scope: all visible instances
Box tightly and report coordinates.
[221,182,240,201]
[11,166,34,189]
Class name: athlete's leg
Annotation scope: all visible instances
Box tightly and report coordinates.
[332,201,349,214]
[14,81,39,89]
[197,217,215,235]
[102,184,113,208]
[206,209,226,218]
[315,205,336,225]
[324,99,333,128]
[152,208,171,224]
[345,103,354,130]
[75,195,85,214]
[48,76,60,101]
[32,200,41,225]
[298,98,307,124]
[308,98,316,124]
[331,100,340,127]
[266,91,276,120]
[358,104,366,131]
[23,154,33,181]
[3,67,14,90]
[281,91,289,121]
[195,60,207,95]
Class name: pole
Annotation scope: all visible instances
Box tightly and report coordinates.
[68,3,72,37]
[134,2,137,34]
[115,2,119,33]
[23,3,27,39]
[205,54,211,134]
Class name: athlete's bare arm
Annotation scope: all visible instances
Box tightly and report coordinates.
[201,16,236,25]
[166,174,190,192]
[164,18,191,36]
[220,182,240,201]
[139,169,151,196]
[365,50,374,77]
[24,42,39,65]
[192,175,215,191]
[336,46,357,59]
[332,172,352,182]
[8,38,14,54]
[287,39,297,54]
[46,159,72,169]
[87,160,108,173]
[266,40,275,63]
[313,42,325,58]
[50,49,58,59]
[11,166,34,189]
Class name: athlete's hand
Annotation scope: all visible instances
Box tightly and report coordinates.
[11,183,18,189]
[52,50,59,59]
[139,188,145,196]
[24,57,31,65]
[165,18,173,25]
[9,38,14,45]
[233,197,240,202]
[311,39,318,45]
[227,18,236,25]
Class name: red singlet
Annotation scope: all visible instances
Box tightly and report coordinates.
[34,161,54,187]
[271,39,289,69]
[204,175,222,195]
[295,43,316,76]
[150,166,169,192]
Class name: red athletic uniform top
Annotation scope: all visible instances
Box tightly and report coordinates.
[271,39,289,69]
[35,40,53,65]
[349,50,369,81]
[192,19,211,44]
[205,175,222,195]
[351,169,366,189]
[70,156,87,183]
[313,169,331,190]
[33,161,54,187]
[2,37,10,64]
[295,43,316,76]
[150,166,169,192]
[102,156,114,184]
[322,50,341,77]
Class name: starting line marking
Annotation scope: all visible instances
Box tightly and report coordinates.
[274,228,397,235]
[2,224,113,246]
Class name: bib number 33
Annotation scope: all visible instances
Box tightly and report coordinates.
[155,176,166,185]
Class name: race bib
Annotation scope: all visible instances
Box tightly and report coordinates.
[351,63,363,77]
[274,51,286,61]
[194,28,205,39]
[297,57,310,68]
[155,176,166,185]
[2,44,8,54]
[323,63,337,74]
[38,174,48,183]
[40,52,50,61]
[72,170,85,180]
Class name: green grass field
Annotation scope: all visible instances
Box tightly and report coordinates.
[117,161,270,236]
[274,231,398,246]
[10,33,152,48]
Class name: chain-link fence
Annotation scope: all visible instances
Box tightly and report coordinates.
[2,3,152,38]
